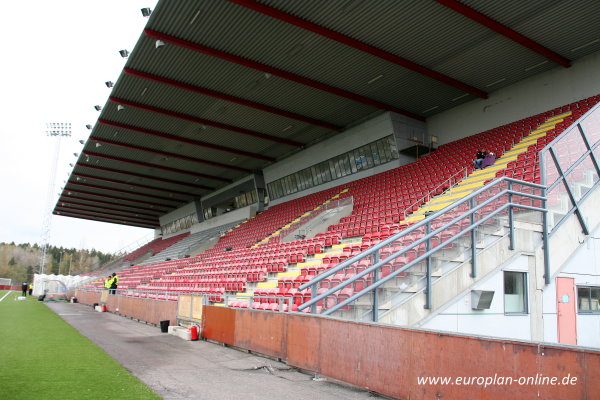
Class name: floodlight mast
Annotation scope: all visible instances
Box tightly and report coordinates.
[39,122,72,275]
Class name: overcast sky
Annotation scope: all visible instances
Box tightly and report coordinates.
[0,0,159,253]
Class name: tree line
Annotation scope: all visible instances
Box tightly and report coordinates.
[0,242,116,283]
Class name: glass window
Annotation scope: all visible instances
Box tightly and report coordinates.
[388,136,399,159]
[578,286,600,312]
[341,154,351,176]
[504,271,528,313]
[310,166,320,185]
[319,161,332,182]
[377,139,388,163]
[370,143,381,166]
[266,135,399,199]
[348,152,357,173]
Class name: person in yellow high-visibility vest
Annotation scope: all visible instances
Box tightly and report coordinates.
[104,276,112,291]
[109,273,118,295]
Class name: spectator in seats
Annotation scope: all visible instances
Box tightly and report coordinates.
[21,282,28,296]
[473,149,487,169]
[481,151,496,169]
[109,272,119,295]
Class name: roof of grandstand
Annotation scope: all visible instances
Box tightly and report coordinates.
[53,0,600,228]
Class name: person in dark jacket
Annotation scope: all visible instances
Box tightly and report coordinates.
[473,149,487,169]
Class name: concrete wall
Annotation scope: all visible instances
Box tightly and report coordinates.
[159,201,196,227]
[428,51,600,145]
[190,205,256,234]
[74,290,178,326]
[202,306,600,400]
[544,223,600,348]
[421,254,533,340]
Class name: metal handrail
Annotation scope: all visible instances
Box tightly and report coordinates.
[299,177,544,292]
[322,201,545,315]
[277,196,354,240]
[402,166,469,220]
[298,177,546,317]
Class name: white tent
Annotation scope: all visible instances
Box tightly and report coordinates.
[32,274,88,297]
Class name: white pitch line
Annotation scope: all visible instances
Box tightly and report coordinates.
[0,291,12,302]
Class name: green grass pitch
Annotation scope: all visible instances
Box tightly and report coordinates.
[0,291,161,399]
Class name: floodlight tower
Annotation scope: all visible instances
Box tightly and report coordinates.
[39,122,72,274]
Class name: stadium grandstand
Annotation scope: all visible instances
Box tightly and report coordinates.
[55,0,600,398]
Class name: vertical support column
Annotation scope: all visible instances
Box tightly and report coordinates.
[254,173,267,212]
[425,221,432,309]
[194,199,205,223]
[540,149,551,285]
[470,197,477,278]
[508,180,515,250]
[372,250,380,321]
[310,283,317,314]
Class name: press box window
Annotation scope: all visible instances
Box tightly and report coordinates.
[577,286,600,313]
[504,271,528,313]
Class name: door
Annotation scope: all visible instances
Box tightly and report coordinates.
[556,277,577,345]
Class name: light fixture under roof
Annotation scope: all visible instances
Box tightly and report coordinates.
[485,78,506,87]
[189,9,201,25]
[282,125,293,132]
[367,74,384,84]
[141,7,152,17]
[571,38,599,52]
[94,105,102,111]
[451,93,469,102]
[119,49,130,58]
[422,105,439,113]
[117,104,125,111]
[95,142,102,148]
[524,61,548,72]
[105,81,114,88]
[155,40,165,49]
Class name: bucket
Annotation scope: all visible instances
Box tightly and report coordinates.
[101,304,107,312]
[160,320,170,333]
[92,303,98,309]
[189,324,199,341]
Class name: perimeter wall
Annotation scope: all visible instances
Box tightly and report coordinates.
[74,290,177,326]
[202,306,600,400]
[72,291,600,399]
